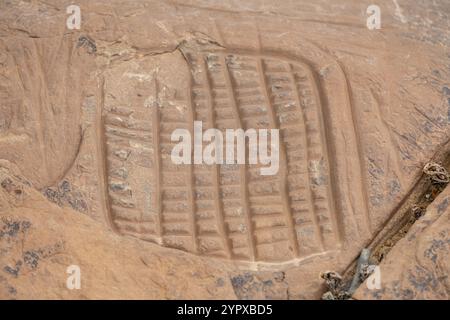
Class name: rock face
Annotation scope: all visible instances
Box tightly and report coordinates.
[355,186,450,300]
[0,165,237,299]
[102,42,348,264]
[0,0,449,299]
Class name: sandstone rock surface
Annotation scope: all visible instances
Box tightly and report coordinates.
[0,0,449,299]
[0,165,237,299]
[354,185,450,300]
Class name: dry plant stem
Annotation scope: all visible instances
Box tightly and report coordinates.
[423,162,450,184]
[348,248,370,295]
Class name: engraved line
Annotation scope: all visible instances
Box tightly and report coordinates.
[287,63,325,252]
[304,66,341,249]
[152,77,163,239]
[257,58,300,257]
[336,61,372,236]
[99,75,119,233]
[186,61,199,254]
[200,55,232,258]
[221,54,257,261]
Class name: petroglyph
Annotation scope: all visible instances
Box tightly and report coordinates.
[101,45,348,264]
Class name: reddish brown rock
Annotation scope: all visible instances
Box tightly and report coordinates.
[0,165,237,299]
[0,0,449,299]
[354,186,450,300]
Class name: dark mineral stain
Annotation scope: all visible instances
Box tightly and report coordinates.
[443,86,450,96]
[43,181,88,213]
[388,180,401,197]
[1,178,24,198]
[445,87,450,122]
[230,273,253,289]
[400,288,414,300]
[0,221,19,238]
[0,219,31,239]
[230,272,288,299]
[273,271,285,282]
[59,180,71,194]
[215,278,225,287]
[3,261,22,277]
[4,266,18,277]
[1,178,12,189]
[230,273,262,299]
[44,188,60,204]
[77,35,97,54]
[370,288,384,299]
[262,280,273,287]
[424,238,450,263]
[68,197,88,212]
[23,250,40,270]
[447,102,450,122]
[8,286,17,295]
[437,197,449,214]
[408,266,439,293]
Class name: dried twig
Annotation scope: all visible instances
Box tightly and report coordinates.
[348,248,371,295]
[320,271,349,300]
[423,162,450,184]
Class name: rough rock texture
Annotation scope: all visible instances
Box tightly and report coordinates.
[0,0,449,299]
[354,185,450,300]
[0,164,237,299]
